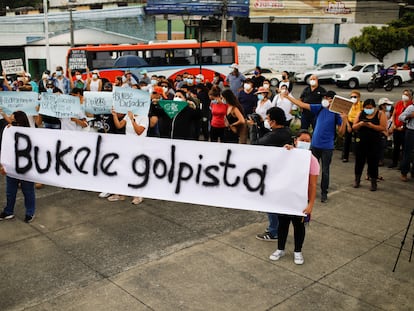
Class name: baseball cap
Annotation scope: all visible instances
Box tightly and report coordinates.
[230,63,239,69]
[378,97,393,105]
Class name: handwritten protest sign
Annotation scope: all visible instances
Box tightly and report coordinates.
[113,87,151,116]
[329,95,353,114]
[1,127,311,216]
[39,93,82,118]
[0,91,39,116]
[83,91,113,114]
[1,59,24,75]
[68,50,87,70]
[159,100,188,119]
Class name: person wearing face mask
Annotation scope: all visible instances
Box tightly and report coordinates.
[342,90,363,163]
[299,75,326,131]
[398,95,414,182]
[69,69,87,90]
[248,107,292,241]
[238,79,257,143]
[269,130,319,265]
[254,86,273,121]
[388,89,413,169]
[279,70,293,93]
[284,90,347,202]
[226,63,245,96]
[38,70,51,93]
[86,69,102,92]
[271,84,296,126]
[352,99,387,191]
[53,66,71,94]
[159,80,174,100]
[251,66,265,88]
[377,98,394,167]
[209,86,227,142]
[212,72,225,91]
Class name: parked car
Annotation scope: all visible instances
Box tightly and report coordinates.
[334,62,412,89]
[243,68,283,86]
[294,62,353,84]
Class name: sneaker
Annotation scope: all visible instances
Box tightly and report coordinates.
[24,215,35,223]
[294,252,304,265]
[107,194,125,202]
[0,212,15,221]
[321,194,328,203]
[98,192,111,198]
[256,231,278,241]
[269,249,285,261]
[131,197,143,205]
[400,174,408,182]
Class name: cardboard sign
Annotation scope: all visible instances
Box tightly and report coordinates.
[83,91,113,114]
[159,100,188,119]
[329,95,353,114]
[68,50,87,70]
[39,93,82,118]
[0,91,39,116]
[113,87,151,116]
[1,59,24,75]
[1,127,311,216]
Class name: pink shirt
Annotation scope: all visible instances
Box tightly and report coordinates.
[310,154,320,176]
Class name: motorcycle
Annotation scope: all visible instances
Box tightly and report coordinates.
[366,72,394,92]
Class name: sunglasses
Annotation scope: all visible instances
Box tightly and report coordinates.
[350,96,358,99]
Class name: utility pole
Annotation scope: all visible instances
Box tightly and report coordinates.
[43,0,50,70]
[220,0,228,41]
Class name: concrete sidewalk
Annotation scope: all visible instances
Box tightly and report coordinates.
[0,150,413,311]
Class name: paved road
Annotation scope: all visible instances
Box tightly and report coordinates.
[0,82,413,310]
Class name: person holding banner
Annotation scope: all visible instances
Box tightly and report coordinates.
[248,107,293,241]
[60,88,88,131]
[107,108,148,204]
[54,66,71,94]
[284,91,347,203]
[269,130,319,265]
[69,69,87,90]
[0,111,36,223]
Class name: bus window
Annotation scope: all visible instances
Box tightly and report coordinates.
[171,48,194,65]
[220,47,234,64]
[92,51,116,69]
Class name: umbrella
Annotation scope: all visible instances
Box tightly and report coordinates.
[113,55,148,68]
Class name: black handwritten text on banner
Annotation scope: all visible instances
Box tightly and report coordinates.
[1,127,310,216]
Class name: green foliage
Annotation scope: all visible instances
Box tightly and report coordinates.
[348,16,414,62]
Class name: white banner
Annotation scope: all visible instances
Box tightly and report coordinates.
[1,58,24,75]
[39,93,82,118]
[0,127,311,216]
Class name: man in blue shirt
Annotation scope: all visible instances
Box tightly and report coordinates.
[284,90,347,202]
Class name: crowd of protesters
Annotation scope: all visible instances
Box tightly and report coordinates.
[0,63,413,266]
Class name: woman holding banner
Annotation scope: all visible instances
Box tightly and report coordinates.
[107,108,149,204]
[0,111,36,223]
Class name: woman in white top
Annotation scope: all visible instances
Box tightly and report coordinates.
[86,70,102,92]
[271,84,297,126]
[254,86,274,121]
[107,109,148,205]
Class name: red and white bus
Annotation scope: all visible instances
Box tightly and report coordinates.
[66,40,238,83]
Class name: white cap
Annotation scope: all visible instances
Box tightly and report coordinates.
[230,63,239,69]
[196,74,204,81]
[378,97,394,105]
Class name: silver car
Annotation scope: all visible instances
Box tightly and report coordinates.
[295,62,353,84]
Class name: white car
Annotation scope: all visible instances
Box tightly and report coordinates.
[295,62,353,84]
[333,63,383,89]
[243,68,283,86]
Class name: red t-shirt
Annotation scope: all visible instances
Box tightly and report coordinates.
[393,100,412,128]
[210,102,228,128]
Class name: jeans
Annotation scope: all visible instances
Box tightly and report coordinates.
[311,147,333,196]
[400,129,414,176]
[3,176,36,217]
[267,213,279,238]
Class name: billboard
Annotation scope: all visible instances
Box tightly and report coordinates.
[145,0,249,17]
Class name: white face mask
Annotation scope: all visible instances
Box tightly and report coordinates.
[280,89,287,94]
[140,85,149,92]
[350,97,358,104]
[244,83,252,91]
[321,99,330,108]
[309,79,317,86]
[263,84,270,89]
[402,95,410,101]
[296,141,311,150]
[173,96,185,102]
[151,80,157,85]
[162,86,169,93]
[76,75,82,80]
[264,119,272,130]
[92,74,98,79]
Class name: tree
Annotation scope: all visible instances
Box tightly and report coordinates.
[348,15,414,63]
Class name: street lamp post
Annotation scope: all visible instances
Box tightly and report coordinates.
[68,0,77,47]
[199,17,204,74]
[43,0,50,70]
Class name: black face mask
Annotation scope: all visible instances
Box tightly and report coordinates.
[282,75,287,80]
[11,121,18,126]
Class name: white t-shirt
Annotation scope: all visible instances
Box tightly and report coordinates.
[272,93,297,122]
[124,114,149,137]
[255,99,274,120]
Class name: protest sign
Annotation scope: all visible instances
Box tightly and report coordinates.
[0,91,39,116]
[68,50,87,70]
[83,91,113,114]
[39,93,82,118]
[329,95,353,114]
[159,100,188,119]
[113,87,151,116]
[1,127,311,216]
[1,59,24,75]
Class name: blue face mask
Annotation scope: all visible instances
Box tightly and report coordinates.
[364,108,375,115]
[211,99,218,104]
[257,94,264,100]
